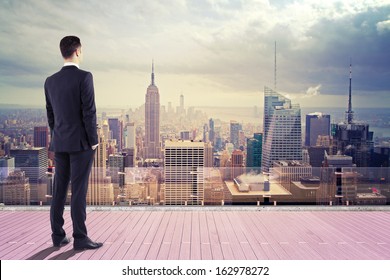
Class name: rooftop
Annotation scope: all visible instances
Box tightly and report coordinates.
[225,180,291,196]
[1,206,390,260]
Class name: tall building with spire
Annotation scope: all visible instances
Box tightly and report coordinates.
[262,87,302,172]
[144,62,161,159]
[332,63,373,167]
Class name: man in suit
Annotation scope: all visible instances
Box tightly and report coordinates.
[45,35,102,250]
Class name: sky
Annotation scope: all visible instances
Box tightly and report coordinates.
[0,0,390,109]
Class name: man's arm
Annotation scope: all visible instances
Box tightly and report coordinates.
[44,79,54,131]
[80,72,99,147]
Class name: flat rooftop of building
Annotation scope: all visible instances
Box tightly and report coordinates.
[291,181,320,190]
[1,206,390,260]
[165,139,205,147]
[225,180,292,196]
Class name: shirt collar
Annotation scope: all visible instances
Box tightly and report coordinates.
[63,62,80,68]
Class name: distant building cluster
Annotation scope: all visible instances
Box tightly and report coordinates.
[0,63,389,206]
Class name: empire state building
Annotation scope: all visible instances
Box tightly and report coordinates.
[144,62,161,159]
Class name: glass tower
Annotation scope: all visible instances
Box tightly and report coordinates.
[262,87,302,172]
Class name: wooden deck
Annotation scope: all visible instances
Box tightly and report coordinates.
[1,209,390,260]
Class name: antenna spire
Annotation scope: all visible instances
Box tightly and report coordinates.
[346,59,354,124]
[151,59,155,86]
[274,41,277,91]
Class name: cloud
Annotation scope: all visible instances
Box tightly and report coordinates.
[0,0,390,107]
[377,19,390,34]
[305,84,321,97]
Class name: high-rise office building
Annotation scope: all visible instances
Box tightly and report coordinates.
[164,140,211,205]
[305,113,330,147]
[246,133,262,169]
[124,122,136,149]
[88,127,113,205]
[203,124,208,143]
[178,94,185,115]
[332,64,373,167]
[109,154,125,187]
[0,156,15,180]
[102,120,110,142]
[230,121,242,149]
[180,131,190,140]
[262,87,302,171]
[108,118,123,152]
[230,149,244,180]
[10,147,48,184]
[318,153,357,205]
[144,62,161,159]
[33,126,49,148]
[1,170,30,205]
[209,118,215,143]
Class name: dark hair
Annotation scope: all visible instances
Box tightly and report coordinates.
[59,36,81,58]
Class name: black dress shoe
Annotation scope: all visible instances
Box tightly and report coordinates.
[53,237,71,247]
[74,238,103,251]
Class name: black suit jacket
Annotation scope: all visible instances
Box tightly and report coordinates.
[45,66,98,152]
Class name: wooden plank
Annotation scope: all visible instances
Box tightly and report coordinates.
[156,211,178,260]
[146,211,172,260]
[102,211,144,260]
[227,212,269,259]
[320,212,390,259]
[275,212,321,259]
[198,211,212,260]
[178,211,192,260]
[219,211,251,260]
[190,211,201,260]
[213,211,235,260]
[206,212,223,259]
[292,212,358,259]
[111,211,151,260]
[123,211,160,259]
[168,211,184,260]
[240,212,284,259]
[134,212,165,259]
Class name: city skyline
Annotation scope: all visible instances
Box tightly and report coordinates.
[1,0,390,108]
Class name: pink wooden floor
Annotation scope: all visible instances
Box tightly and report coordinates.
[1,210,390,260]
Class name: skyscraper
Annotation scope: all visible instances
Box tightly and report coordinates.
[144,62,161,159]
[1,170,30,205]
[33,126,49,148]
[0,156,15,180]
[88,127,113,206]
[124,122,136,149]
[109,154,125,187]
[209,118,215,143]
[124,121,136,168]
[164,140,210,205]
[305,113,330,147]
[332,64,373,167]
[230,120,242,150]
[178,94,185,115]
[10,147,48,184]
[108,118,122,152]
[230,149,244,180]
[246,133,262,169]
[262,87,302,171]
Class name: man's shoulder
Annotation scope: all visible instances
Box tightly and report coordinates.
[46,67,92,81]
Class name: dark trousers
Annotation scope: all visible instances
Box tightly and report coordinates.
[50,149,95,243]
